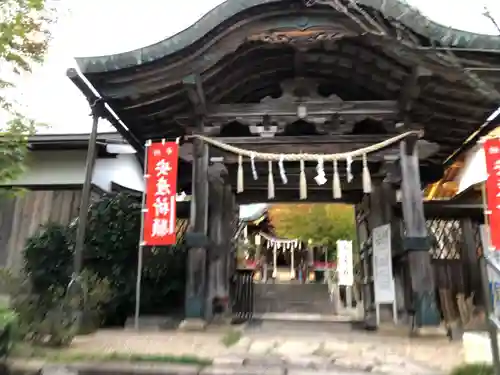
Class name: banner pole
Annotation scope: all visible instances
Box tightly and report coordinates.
[480,180,500,374]
[134,140,150,330]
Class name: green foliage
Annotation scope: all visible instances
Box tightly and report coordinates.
[20,193,187,328]
[23,223,73,293]
[269,204,357,255]
[3,221,111,346]
[83,193,143,323]
[0,306,17,359]
[0,120,32,184]
[83,193,187,323]
[0,268,75,347]
[0,0,54,185]
[0,0,51,76]
[450,364,493,375]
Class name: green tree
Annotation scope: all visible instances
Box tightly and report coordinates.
[269,204,357,256]
[0,0,53,184]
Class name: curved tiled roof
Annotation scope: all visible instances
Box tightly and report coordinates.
[68,0,500,178]
[75,0,500,74]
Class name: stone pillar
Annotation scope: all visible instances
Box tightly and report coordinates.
[400,137,440,327]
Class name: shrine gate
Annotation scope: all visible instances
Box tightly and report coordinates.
[68,0,500,330]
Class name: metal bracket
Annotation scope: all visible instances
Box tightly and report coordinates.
[89,97,106,118]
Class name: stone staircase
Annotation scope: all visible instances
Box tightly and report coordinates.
[254,282,335,315]
[249,282,363,334]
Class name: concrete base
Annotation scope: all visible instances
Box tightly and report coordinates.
[463,332,500,364]
[178,318,207,331]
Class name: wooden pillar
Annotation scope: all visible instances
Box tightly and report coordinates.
[366,183,385,327]
[461,218,482,306]
[205,163,229,321]
[355,202,369,314]
[222,183,237,307]
[357,179,402,327]
[400,138,440,327]
[184,134,209,319]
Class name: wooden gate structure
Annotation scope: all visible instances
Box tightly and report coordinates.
[357,195,486,328]
[68,0,500,328]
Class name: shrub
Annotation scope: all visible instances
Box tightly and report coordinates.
[450,364,493,375]
[83,193,142,325]
[0,268,75,347]
[0,268,110,347]
[2,219,111,346]
[83,193,186,325]
[20,193,187,328]
[0,307,17,358]
[23,223,73,293]
[77,270,111,334]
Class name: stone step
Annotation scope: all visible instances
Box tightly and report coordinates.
[253,282,333,315]
[254,283,329,296]
[245,313,363,335]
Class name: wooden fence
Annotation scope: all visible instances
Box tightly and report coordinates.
[0,189,83,272]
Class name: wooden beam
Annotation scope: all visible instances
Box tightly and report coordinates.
[180,134,395,162]
[398,66,430,125]
[225,162,383,181]
[294,49,306,77]
[234,188,363,204]
[229,174,369,190]
[395,201,483,220]
[183,74,206,115]
[179,136,439,163]
[204,100,398,120]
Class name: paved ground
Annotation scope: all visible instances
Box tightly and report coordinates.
[65,328,462,374]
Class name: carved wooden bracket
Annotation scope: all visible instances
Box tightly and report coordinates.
[247,28,356,45]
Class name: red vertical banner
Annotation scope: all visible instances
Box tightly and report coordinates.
[143,142,179,246]
[484,138,500,251]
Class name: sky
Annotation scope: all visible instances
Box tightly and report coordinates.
[10,0,500,134]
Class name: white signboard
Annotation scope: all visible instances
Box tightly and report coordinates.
[336,240,353,286]
[372,224,395,304]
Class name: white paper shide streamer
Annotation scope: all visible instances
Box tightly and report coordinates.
[346,155,353,183]
[268,161,275,199]
[315,158,326,185]
[279,155,287,184]
[250,152,258,180]
[333,159,341,199]
[237,155,244,193]
[260,232,300,251]
[362,153,372,194]
[299,159,307,200]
